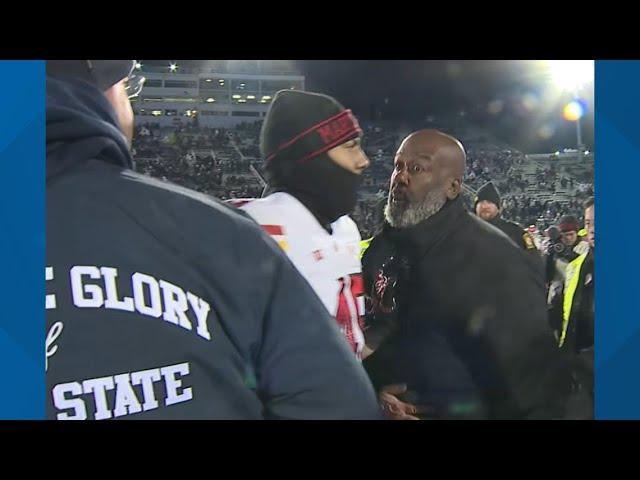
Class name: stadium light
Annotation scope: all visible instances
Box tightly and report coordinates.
[563,98,588,149]
[546,60,594,92]
[543,60,593,153]
[247,95,256,99]
[563,100,586,122]
[169,63,178,72]
[206,98,215,103]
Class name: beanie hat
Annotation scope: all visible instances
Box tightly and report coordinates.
[261,89,362,167]
[474,181,501,210]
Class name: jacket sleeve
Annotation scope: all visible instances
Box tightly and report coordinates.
[255,253,383,420]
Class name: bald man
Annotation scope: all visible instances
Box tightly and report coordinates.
[362,130,571,420]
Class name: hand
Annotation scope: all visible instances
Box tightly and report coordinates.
[379,383,423,420]
[361,344,374,360]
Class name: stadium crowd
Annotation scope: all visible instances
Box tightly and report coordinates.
[132,119,593,239]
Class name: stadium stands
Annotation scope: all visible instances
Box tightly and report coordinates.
[132,119,594,238]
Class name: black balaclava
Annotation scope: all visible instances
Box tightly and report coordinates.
[261,89,363,231]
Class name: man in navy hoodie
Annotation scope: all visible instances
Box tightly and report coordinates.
[45,60,381,420]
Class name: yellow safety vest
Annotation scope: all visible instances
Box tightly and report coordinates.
[359,237,373,260]
[559,252,589,348]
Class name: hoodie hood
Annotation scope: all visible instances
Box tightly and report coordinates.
[46,76,132,181]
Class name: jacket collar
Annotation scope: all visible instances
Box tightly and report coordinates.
[384,195,467,256]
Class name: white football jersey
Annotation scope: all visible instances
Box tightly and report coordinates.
[237,192,365,357]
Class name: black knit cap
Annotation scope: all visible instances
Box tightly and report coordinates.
[474,181,501,210]
[260,89,362,167]
[46,60,134,91]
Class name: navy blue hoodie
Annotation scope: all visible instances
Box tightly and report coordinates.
[46,77,381,420]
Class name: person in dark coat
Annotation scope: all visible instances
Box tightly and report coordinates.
[474,181,538,254]
[46,60,381,420]
[362,129,571,420]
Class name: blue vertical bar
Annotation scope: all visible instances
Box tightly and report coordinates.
[0,61,45,419]
[596,60,640,419]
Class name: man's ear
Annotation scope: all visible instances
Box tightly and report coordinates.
[102,79,134,146]
[446,177,461,200]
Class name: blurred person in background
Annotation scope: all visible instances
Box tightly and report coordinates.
[548,198,594,419]
[474,181,539,256]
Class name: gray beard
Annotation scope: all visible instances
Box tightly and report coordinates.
[384,189,447,229]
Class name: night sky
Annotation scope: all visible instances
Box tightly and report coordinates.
[296,60,594,154]
[144,60,595,154]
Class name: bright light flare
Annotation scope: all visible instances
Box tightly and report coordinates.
[546,60,594,91]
